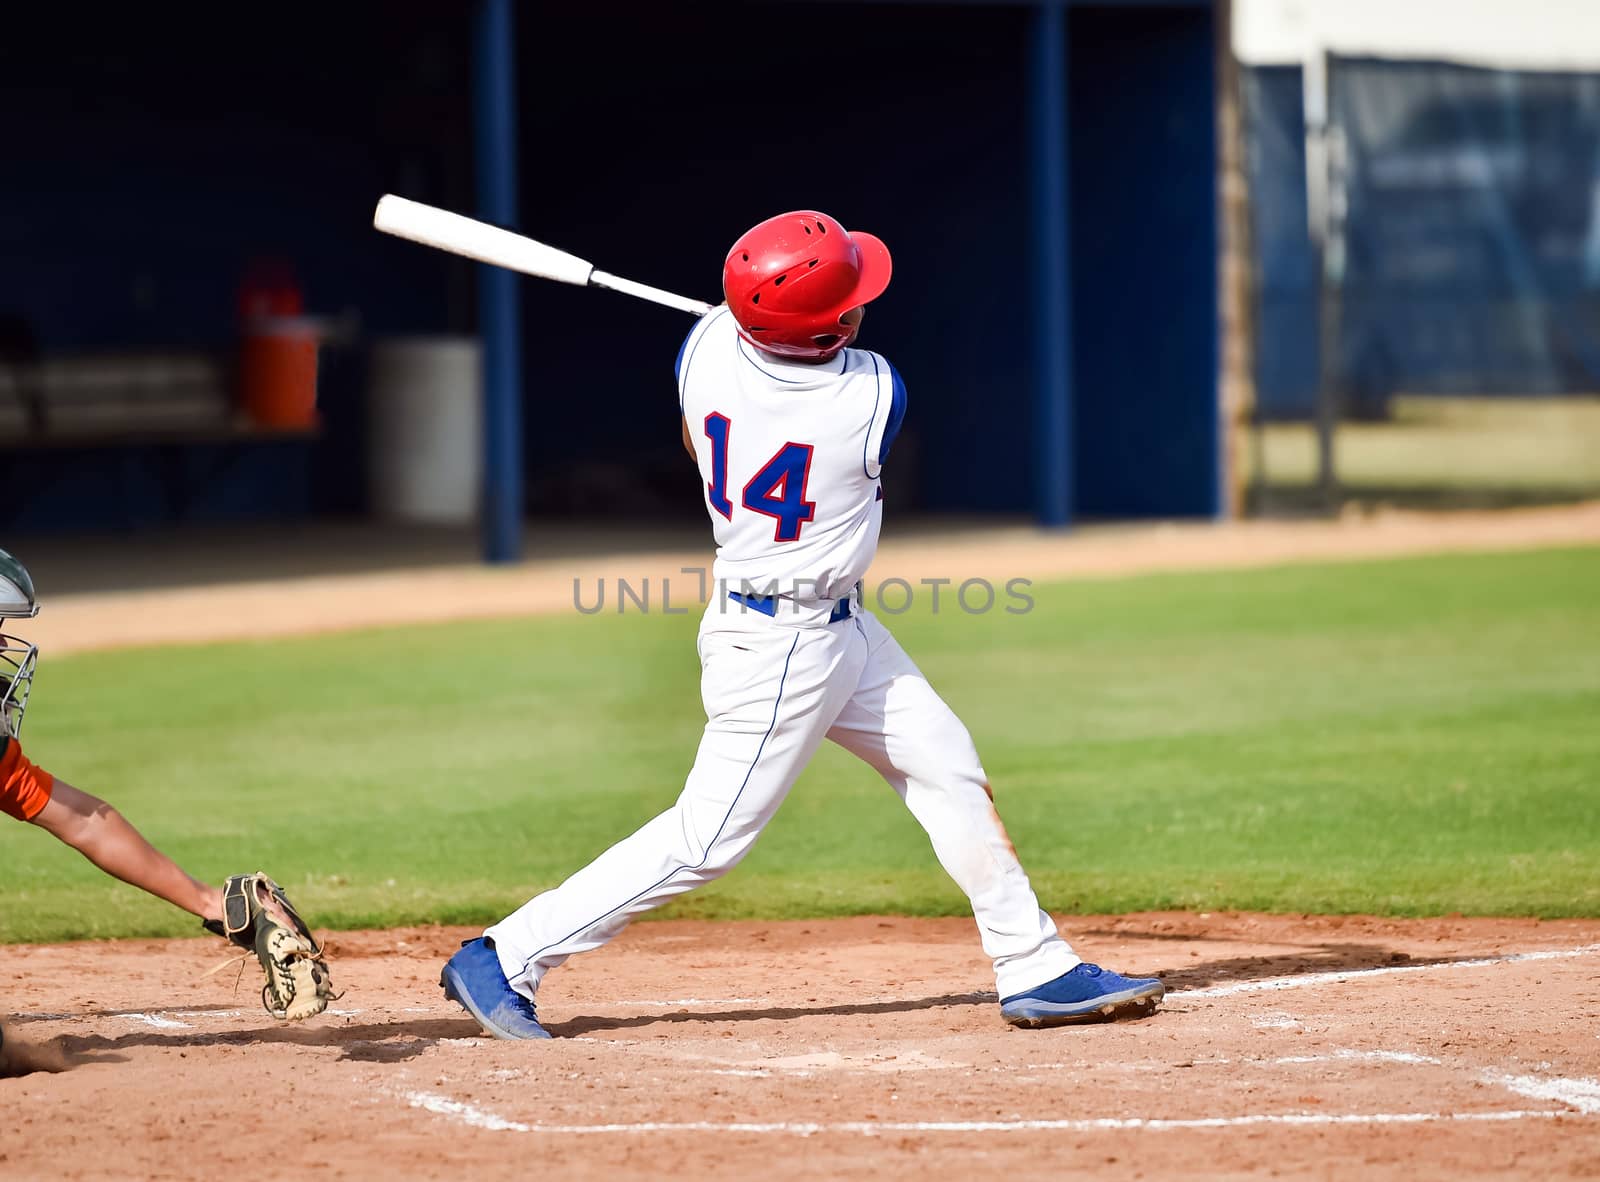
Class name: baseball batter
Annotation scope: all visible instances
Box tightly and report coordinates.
[442,212,1164,1038]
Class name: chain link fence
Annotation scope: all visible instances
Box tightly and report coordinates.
[1241,55,1600,513]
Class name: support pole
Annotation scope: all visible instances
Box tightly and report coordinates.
[1304,50,1341,512]
[1028,2,1073,528]
[473,0,523,563]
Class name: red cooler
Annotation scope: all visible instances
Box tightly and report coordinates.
[237,266,320,429]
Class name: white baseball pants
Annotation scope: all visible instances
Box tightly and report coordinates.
[486,600,1079,1000]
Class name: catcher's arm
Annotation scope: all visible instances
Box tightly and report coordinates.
[29,777,224,926]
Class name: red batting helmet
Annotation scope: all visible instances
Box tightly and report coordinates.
[722,211,893,360]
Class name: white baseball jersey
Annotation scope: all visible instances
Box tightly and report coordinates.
[674,307,905,604]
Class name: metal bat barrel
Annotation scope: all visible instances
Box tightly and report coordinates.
[374,195,595,287]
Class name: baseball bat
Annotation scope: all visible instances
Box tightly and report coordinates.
[372,195,715,317]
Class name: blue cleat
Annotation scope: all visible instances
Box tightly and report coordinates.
[1000,963,1166,1028]
[440,937,552,1040]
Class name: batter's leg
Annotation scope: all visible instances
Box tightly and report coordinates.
[486,613,868,999]
[826,610,1078,998]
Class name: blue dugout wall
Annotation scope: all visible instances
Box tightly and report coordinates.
[2,1,1219,533]
[1069,4,1218,517]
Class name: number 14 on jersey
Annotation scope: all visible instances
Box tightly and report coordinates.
[703,413,816,543]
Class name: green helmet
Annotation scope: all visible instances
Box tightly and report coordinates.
[0,548,39,737]
[0,549,38,620]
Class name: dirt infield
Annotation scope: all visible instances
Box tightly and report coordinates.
[5,913,1598,1179]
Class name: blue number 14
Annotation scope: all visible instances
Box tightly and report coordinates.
[702,414,816,542]
[703,413,733,519]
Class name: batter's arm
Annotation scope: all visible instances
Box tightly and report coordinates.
[681,415,696,462]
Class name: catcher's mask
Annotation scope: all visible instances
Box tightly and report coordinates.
[0,548,40,738]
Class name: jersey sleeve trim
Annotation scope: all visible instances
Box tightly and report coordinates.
[879,363,907,466]
[676,306,729,412]
[861,351,898,480]
[0,737,53,822]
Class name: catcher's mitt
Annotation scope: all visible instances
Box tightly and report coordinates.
[203,873,334,1021]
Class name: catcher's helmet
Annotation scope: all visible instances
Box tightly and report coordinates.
[722,211,892,360]
[0,549,40,738]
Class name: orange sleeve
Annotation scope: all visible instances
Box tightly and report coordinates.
[0,738,55,822]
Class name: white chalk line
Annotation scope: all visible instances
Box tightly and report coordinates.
[13,1006,360,1031]
[1173,943,1600,1000]
[120,1012,191,1029]
[11,1008,249,1029]
[1260,1051,1600,1113]
[401,1091,1584,1137]
[1486,1070,1600,1114]
[1252,1013,1302,1029]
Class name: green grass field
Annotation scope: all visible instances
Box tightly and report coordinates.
[1,547,1596,943]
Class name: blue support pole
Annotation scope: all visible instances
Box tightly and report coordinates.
[1028,2,1073,529]
[473,0,523,563]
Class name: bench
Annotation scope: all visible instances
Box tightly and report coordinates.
[0,352,319,527]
